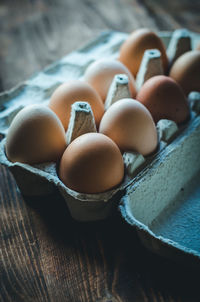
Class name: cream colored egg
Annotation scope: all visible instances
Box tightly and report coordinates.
[84,59,136,102]
[6,105,67,164]
[99,98,158,156]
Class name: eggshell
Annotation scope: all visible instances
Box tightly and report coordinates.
[169,50,200,95]
[136,75,190,124]
[49,80,104,130]
[99,98,158,156]
[84,59,136,102]
[6,105,67,164]
[59,133,124,194]
[119,28,168,77]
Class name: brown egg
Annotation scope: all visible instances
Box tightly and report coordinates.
[119,28,168,77]
[84,59,136,102]
[99,98,158,156]
[49,80,104,131]
[136,75,190,124]
[59,133,124,194]
[6,105,67,164]
[169,50,200,95]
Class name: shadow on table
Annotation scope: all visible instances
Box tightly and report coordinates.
[23,191,200,300]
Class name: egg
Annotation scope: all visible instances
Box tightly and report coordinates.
[136,75,190,124]
[49,80,104,131]
[169,50,200,95]
[84,59,136,102]
[119,28,168,77]
[99,98,158,156]
[59,133,124,194]
[6,105,67,164]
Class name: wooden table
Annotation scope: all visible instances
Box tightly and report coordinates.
[0,1,200,301]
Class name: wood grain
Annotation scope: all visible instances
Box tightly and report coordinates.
[1,1,200,301]
[0,166,50,302]
[1,165,200,301]
[0,0,199,92]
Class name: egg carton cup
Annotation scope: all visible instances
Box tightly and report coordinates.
[0,99,178,221]
[0,98,137,221]
[0,138,128,221]
[0,96,199,222]
[0,30,200,223]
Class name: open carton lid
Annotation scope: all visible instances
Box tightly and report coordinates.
[120,114,200,268]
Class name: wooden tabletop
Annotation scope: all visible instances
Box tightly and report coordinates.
[1,1,200,301]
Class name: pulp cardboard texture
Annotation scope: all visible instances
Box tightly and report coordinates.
[0,30,200,266]
[66,101,97,144]
[167,28,192,65]
[120,114,200,267]
[136,49,164,90]
[105,74,131,110]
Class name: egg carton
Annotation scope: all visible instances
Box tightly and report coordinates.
[0,29,200,230]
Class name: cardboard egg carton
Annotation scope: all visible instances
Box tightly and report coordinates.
[0,30,200,224]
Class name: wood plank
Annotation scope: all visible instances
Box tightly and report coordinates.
[0,0,154,91]
[140,0,200,31]
[1,0,199,92]
[1,166,200,301]
[0,166,50,302]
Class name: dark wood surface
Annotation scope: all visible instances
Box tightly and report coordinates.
[1,1,200,301]
[0,0,200,92]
